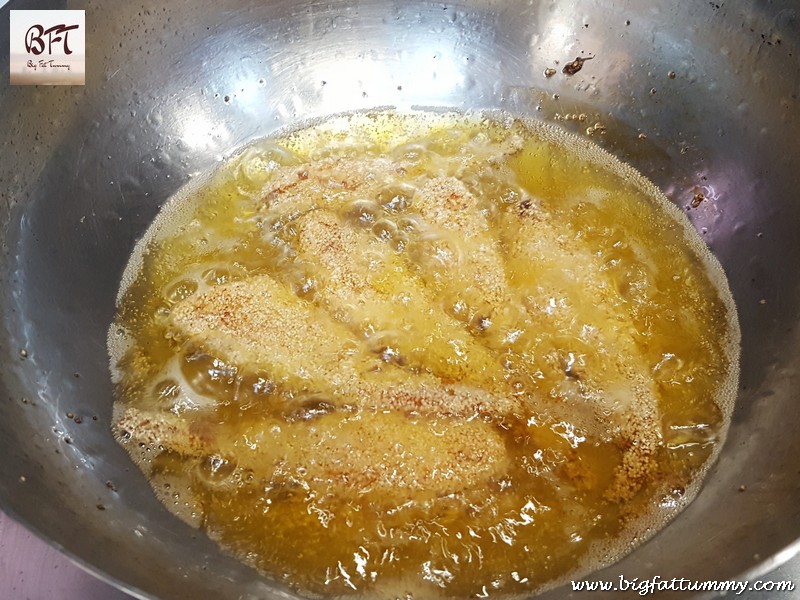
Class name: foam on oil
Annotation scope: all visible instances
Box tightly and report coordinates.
[108,110,740,599]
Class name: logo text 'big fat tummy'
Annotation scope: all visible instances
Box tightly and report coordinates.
[10,10,85,85]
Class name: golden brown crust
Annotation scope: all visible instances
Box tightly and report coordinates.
[115,407,509,503]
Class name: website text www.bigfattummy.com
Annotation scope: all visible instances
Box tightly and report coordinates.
[570,576,795,595]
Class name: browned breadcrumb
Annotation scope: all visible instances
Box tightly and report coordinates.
[603,402,662,503]
[294,209,375,301]
[261,156,401,212]
[509,201,663,503]
[412,177,511,306]
[170,273,521,418]
[115,407,508,502]
[170,274,364,391]
[292,208,502,385]
[146,130,662,513]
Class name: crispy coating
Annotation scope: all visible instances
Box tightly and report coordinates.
[115,407,509,503]
[170,274,522,418]
[170,274,366,391]
[502,202,663,501]
[138,129,665,508]
[261,156,402,213]
[293,209,503,387]
[410,176,511,307]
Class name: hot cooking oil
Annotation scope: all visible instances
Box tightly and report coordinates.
[108,111,739,598]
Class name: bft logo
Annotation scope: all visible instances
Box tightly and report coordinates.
[25,23,80,56]
[10,10,85,85]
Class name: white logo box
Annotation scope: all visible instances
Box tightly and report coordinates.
[9,10,85,85]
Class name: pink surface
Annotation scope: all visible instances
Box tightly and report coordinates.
[0,511,131,600]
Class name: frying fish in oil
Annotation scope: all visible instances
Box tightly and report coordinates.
[109,111,739,598]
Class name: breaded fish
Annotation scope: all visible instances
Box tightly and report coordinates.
[292,209,504,388]
[260,156,403,214]
[500,200,663,502]
[170,273,366,391]
[409,176,511,308]
[115,407,509,504]
[170,274,522,419]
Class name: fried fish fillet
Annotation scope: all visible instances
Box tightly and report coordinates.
[170,272,364,391]
[292,209,504,388]
[500,200,663,502]
[409,176,511,308]
[115,407,508,504]
[261,156,401,214]
[258,130,523,216]
[168,138,662,503]
[169,273,522,419]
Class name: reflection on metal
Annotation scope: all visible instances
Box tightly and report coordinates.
[0,1,799,599]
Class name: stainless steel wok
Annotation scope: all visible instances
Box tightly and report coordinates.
[1,0,799,598]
